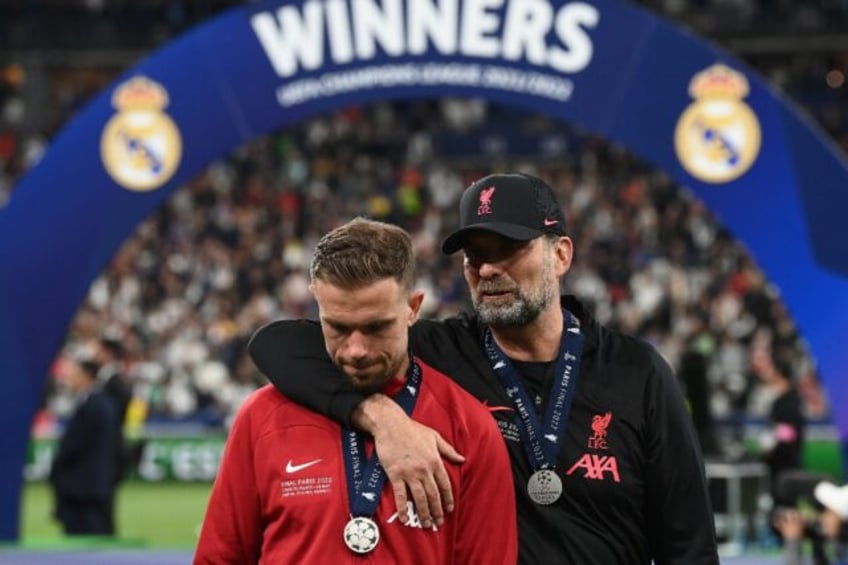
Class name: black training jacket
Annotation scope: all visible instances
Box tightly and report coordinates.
[249,296,719,564]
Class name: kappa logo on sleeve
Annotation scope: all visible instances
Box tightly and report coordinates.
[387,501,439,531]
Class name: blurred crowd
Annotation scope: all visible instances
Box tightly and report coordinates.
[2,0,848,51]
[0,3,842,451]
[22,101,834,440]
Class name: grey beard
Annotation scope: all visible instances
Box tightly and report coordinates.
[473,248,559,327]
[473,290,551,327]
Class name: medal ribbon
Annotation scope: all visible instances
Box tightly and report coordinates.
[342,356,422,517]
[483,309,584,470]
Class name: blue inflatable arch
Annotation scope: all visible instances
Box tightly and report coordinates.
[2,0,847,540]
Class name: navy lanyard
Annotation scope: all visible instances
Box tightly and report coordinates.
[342,357,422,517]
[483,310,584,470]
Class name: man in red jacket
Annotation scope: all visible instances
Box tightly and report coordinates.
[195,218,516,564]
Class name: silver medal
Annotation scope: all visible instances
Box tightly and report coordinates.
[527,469,563,505]
[343,516,380,554]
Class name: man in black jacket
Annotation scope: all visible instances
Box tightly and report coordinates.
[250,173,719,563]
[94,337,133,531]
[49,359,117,535]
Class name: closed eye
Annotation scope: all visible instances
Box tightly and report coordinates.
[324,320,393,336]
[325,322,351,336]
[465,240,531,266]
[361,321,392,335]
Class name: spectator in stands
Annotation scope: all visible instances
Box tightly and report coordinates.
[11,99,824,438]
[752,339,806,507]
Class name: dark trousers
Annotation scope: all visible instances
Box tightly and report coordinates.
[56,496,114,536]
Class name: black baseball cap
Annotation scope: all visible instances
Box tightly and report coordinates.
[441,173,567,255]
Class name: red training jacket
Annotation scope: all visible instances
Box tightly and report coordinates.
[195,358,517,564]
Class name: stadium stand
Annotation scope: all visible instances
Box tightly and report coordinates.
[0,0,839,458]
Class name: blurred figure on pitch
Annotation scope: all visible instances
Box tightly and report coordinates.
[94,337,134,530]
[49,359,118,536]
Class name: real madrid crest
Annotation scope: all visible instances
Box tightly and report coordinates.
[101,76,182,192]
[674,64,761,184]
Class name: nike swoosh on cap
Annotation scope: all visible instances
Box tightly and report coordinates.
[285,458,323,473]
[543,218,558,226]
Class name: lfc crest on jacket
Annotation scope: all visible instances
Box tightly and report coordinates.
[567,411,620,483]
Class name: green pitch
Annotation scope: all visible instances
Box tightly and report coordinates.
[21,481,212,549]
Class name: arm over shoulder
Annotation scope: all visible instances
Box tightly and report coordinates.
[248,319,366,425]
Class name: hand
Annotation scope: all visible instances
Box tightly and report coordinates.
[353,395,465,528]
[772,508,804,541]
[820,508,843,539]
